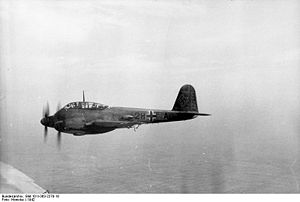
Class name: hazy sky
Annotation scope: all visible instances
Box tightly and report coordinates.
[1,0,299,132]
[1,0,299,106]
[0,0,300,193]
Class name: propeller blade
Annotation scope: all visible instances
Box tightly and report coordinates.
[57,132,61,149]
[44,126,48,143]
[43,102,50,117]
[46,102,49,117]
[57,102,61,111]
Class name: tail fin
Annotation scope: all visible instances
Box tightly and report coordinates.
[172,84,198,112]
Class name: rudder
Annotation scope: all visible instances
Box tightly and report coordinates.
[172,84,198,112]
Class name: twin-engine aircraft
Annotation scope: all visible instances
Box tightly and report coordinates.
[40,84,210,146]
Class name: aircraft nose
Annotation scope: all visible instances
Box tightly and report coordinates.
[40,118,46,126]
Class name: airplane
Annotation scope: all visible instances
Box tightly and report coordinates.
[40,84,210,147]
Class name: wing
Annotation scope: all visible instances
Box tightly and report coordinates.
[85,120,143,128]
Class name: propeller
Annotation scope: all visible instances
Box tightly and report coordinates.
[42,102,50,143]
[57,131,61,150]
[42,101,63,149]
[43,102,50,118]
[44,127,48,143]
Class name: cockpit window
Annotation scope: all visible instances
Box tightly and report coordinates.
[63,102,108,110]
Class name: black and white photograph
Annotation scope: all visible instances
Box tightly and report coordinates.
[0,0,300,196]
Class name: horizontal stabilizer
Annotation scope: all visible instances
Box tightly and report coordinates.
[192,112,211,116]
[178,111,211,116]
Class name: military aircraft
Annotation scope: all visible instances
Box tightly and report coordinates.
[40,84,210,147]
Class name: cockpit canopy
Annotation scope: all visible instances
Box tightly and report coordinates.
[63,102,108,110]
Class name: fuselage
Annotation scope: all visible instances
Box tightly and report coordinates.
[41,101,198,135]
[40,85,211,136]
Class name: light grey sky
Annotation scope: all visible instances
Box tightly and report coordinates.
[1,0,299,135]
[1,0,299,126]
[1,0,299,146]
[0,0,300,192]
